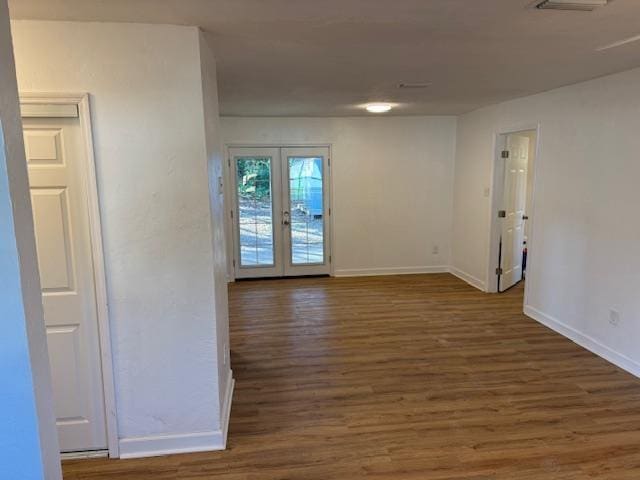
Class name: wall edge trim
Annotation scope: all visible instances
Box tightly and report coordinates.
[220,372,235,448]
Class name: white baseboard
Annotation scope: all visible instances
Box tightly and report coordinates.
[524,305,640,379]
[448,266,486,291]
[334,266,449,277]
[220,371,235,447]
[119,372,235,459]
[60,450,108,460]
[118,430,225,459]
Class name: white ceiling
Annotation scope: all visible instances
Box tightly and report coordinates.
[8,0,640,116]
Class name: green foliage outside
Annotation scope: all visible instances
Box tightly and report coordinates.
[237,158,271,200]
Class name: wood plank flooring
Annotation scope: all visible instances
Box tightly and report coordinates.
[63,274,640,479]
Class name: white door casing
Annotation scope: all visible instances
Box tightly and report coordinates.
[498,134,529,292]
[23,115,108,452]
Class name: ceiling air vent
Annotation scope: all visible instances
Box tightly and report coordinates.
[398,82,431,89]
[536,0,607,11]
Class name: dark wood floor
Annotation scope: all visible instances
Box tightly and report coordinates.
[63,274,640,479]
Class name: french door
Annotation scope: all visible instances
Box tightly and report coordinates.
[229,146,331,278]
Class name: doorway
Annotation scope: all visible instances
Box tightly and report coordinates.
[229,146,331,279]
[20,94,117,457]
[489,128,538,294]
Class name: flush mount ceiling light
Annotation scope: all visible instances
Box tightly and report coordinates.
[536,0,608,11]
[365,103,394,113]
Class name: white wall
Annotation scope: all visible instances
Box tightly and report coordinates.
[12,20,230,456]
[0,4,61,478]
[221,116,458,277]
[198,32,233,422]
[452,67,640,375]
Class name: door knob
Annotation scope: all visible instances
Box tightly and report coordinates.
[283,219,290,226]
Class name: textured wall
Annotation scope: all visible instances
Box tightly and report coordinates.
[12,20,225,447]
[199,32,232,414]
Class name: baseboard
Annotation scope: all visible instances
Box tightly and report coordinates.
[119,373,235,459]
[119,430,225,459]
[60,450,108,460]
[524,305,640,379]
[333,266,449,277]
[220,371,235,447]
[448,266,486,292]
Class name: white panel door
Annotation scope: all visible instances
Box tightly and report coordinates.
[499,134,529,292]
[23,117,107,452]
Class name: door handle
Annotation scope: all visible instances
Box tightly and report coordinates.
[522,215,529,220]
[283,210,290,226]
[283,219,290,226]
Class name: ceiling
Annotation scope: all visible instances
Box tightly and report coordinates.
[8,0,640,116]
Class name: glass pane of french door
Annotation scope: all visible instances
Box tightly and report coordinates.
[288,157,325,264]
[236,157,274,266]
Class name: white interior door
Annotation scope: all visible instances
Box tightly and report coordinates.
[230,146,331,278]
[23,116,107,452]
[498,134,529,292]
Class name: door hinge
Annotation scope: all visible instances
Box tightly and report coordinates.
[233,259,236,267]
[496,267,503,275]
[230,210,234,219]
[328,207,331,216]
[329,255,332,263]
[501,150,509,158]
[328,158,331,166]
[228,157,231,168]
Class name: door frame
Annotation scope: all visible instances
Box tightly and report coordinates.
[224,144,334,281]
[19,92,119,458]
[486,123,541,304]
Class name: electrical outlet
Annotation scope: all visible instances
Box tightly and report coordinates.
[609,309,621,327]
[432,245,439,255]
